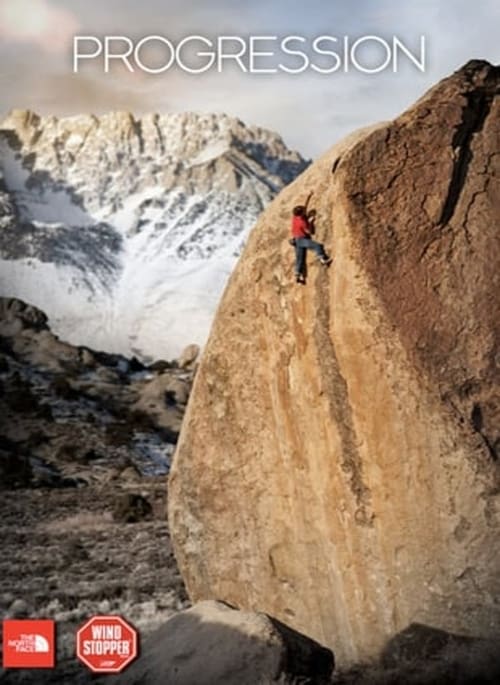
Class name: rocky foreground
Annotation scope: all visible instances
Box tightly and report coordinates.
[0,297,193,682]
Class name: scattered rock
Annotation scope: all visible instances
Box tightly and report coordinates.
[380,623,478,668]
[112,493,153,523]
[164,378,190,406]
[0,480,189,683]
[112,600,334,685]
[149,360,173,373]
[105,422,134,447]
[79,348,96,367]
[0,452,32,488]
[113,464,143,484]
[133,375,185,432]
[50,376,78,400]
[129,356,145,373]
[1,297,194,470]
[8,598,30,618]
[64,539,90,562]
[178,344,200,369]
[0,298,48,332]
[7,386,40,413]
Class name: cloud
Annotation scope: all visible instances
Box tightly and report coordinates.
[0,0,78,53]
[1,1,498,157]
[0,65,151,116]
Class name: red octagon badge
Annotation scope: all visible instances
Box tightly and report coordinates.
[76,615,138,673]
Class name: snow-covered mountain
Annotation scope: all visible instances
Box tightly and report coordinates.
[0,110,308,360]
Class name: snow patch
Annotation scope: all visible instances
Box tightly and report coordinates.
[0,111,308,359]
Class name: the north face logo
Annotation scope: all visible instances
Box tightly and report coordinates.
[2,620,55,668]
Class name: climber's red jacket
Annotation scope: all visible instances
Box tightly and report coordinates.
[291,215,310,239]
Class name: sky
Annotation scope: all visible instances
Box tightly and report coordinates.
[0,0,498,157]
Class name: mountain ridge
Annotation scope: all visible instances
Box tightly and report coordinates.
[0,109,309,359]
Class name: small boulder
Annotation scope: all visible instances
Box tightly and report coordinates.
[129,356,145,373]
[50,376,78,400]
[164,378,190,406]
[132,376,186,432]
[8,598,31,618]
[79,348,96,367]
[178,344,200,369]
[381,623,478,667]
[0,298,48,333]
[0,452,32,488]
[112,493,153,523]
[149,360,173,373]
[112,600,334,685]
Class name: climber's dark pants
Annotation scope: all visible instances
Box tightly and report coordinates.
[294,238,328,274]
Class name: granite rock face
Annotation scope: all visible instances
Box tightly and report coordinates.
[168,61,500,664]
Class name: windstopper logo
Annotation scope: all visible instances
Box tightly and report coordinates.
[2,620,55,668]
[76,615,138,673]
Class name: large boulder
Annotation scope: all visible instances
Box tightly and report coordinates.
[111,600,333,685]
[168,61,500,664]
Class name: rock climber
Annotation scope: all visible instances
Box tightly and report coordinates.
[290,192,331,284]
